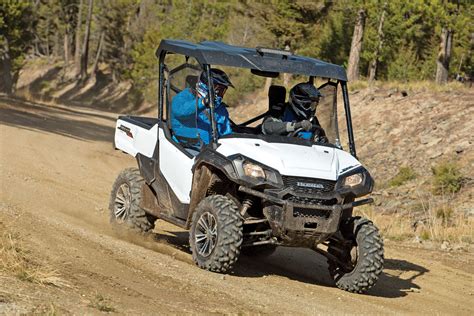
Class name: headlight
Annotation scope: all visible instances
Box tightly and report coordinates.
[243,162,266,179]
[343,173,363,187]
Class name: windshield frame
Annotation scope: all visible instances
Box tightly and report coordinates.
[157,53,357,157]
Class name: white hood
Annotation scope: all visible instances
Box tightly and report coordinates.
[217,138,361,181]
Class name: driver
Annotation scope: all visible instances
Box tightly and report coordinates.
[262,82,327,142]
[171,68,233,147]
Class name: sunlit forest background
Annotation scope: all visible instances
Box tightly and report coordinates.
[1,0,472,104]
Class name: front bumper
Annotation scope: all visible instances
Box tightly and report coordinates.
[239,186,373,245]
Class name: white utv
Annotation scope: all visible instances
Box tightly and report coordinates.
[110,40,384,293]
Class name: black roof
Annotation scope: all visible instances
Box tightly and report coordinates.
[156,40,348,81]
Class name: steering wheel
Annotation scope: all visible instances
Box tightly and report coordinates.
[288,125,327,143]
[288,127,303,137]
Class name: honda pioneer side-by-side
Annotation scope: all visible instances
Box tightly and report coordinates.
[110,40,384,293]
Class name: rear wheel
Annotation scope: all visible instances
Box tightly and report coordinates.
[327,217,384,293]
[189,195,243,273]
[109,168,156,233]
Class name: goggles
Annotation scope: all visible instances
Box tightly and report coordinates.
[214,84,228,97]
[297,97,320,111]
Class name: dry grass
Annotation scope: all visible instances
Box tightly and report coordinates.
[88,292,116,313]
[0,224,68,287]
[349,79,470,93]
[357,196,473,244]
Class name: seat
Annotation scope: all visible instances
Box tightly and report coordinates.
[268,85,286,117]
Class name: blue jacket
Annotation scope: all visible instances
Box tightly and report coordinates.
[171,88,232,146]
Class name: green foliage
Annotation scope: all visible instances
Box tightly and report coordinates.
[387,46,422,82]
[3,0,474,100]
[420,230,430,241]
[0,1,34,72]
[431,161,463,194]
[316,3,354,66]
[388,166,417,187]
[97,0,138,82]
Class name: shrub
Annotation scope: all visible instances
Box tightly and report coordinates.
[88,293,116,313]
[436,207,454,225]
[388,166,416,187]
[431,161,463,194]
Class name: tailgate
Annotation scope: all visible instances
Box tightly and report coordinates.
[114,117,158,158]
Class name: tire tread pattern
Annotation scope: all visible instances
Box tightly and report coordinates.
[327,217,384,293]
[190,195,243,273]
[108,168,156,233]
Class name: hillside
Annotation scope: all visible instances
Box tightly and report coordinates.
[230,84,473,246]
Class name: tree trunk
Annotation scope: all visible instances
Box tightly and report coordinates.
[435,27,453,85]
[0,38,13,95]
[74,0,84,74]
[45,21,50,58]
[91,31,104,77]
[79,0,93,80]
[54,30,61,58]
[347,9,366,82]
[64,32,71,64]
[368,3,386,83]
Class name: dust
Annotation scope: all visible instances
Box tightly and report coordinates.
[109,226,194,265]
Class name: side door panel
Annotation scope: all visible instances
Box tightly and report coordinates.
[158,128,194,207]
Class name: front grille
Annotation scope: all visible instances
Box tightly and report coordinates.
[293,207,331,219]
[287,196,338,206]
[282,176,336,195]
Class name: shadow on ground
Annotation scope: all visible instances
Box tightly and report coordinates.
[0,95,115,143]
[147,228,429,299]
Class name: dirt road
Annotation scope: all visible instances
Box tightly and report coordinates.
[1,96,472,315]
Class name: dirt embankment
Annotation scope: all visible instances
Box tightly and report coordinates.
[14,59,152,115]
[0,94,473,314]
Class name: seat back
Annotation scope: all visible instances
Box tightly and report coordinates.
[268,85,286,117]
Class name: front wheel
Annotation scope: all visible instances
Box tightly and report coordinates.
[189,195,243,273]
[327,218,384,293]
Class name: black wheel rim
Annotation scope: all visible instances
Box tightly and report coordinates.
[195,211,218,257]
[114,183,131,222]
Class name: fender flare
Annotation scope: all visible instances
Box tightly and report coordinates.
[185,150,242,228]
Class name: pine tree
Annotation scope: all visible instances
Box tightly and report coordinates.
[0,1,34,94]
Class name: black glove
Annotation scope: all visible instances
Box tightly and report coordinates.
[294,120,312,131]
[318,135,329,143]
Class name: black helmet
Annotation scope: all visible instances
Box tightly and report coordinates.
[196,68,233,105]
[289,83,322,119]
[199,68,234,88]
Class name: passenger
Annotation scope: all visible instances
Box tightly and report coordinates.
[262,82,327,142]
[171,69,233,148]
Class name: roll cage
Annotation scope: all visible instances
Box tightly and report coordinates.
[156,40,357,158]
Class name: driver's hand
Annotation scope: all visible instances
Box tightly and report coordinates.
[295,120,312,131]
